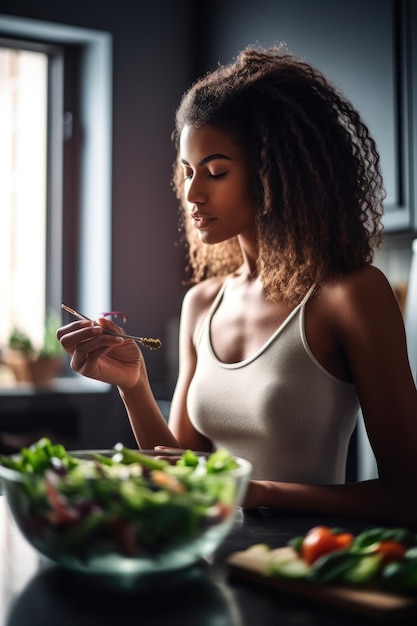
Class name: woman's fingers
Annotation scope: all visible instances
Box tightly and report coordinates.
[153,446,185,464]
[56,319,91,337]
[59,327,105,356]
[56,320,97,345]
[56,321,123,369]
[96,316,125,334]
[69,339,121,373]
[56,317,122,345]
[56,319,142,386]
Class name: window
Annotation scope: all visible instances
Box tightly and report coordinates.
[0,40,62,351]
[0,15,112,384]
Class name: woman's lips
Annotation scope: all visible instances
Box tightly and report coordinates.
[191,214,216,229]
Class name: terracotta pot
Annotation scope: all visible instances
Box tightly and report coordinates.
[2,349,63,387]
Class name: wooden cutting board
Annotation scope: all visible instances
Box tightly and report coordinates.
[227,545,417,619]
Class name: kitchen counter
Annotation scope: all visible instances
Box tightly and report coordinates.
[0,496,415,626]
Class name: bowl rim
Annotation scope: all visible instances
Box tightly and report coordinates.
[0,448,252,483]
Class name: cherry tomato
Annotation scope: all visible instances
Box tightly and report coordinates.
[301,526,354,565]
[374,540,407,565]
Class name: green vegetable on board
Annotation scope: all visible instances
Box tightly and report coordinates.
[258,524,417,595]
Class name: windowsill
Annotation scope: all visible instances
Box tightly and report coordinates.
[0,374,111,396]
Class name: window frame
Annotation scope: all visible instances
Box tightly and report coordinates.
[0,14,113,321]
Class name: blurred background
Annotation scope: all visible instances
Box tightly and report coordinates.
[0,1,415,476]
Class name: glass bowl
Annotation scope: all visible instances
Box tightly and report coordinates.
[0,443,251,580]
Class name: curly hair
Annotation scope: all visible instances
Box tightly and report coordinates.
[172,45,385,304]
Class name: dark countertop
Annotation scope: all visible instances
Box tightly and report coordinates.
[1,497,415,626]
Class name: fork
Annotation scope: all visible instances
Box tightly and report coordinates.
[61,304,162,350]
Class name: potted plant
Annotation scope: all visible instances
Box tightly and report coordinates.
[2,313,64,387]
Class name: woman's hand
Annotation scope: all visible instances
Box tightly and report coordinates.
[153,445,185,464]
[241,480,265,509]
[56,317,143,388]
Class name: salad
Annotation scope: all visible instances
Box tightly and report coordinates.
[0,438,240,561]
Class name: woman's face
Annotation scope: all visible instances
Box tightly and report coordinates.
[179,123,256,245]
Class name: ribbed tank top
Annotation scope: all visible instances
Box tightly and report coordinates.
[187,281,359,483]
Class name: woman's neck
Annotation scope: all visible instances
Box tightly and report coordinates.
[236,233,258,279]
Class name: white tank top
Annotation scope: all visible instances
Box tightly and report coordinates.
[187,281,359,483]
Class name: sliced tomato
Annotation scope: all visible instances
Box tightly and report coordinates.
[374,540,407,565]
[301,526,354,565]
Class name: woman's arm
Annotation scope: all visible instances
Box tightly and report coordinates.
[243,478,417,524]
[168,284,216,452]
[244,266,417,525]
[117,368,180,450]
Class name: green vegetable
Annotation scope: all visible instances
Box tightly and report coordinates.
[176,449,199,467]
[90,452,115,466]
[206,448,239,473]
[351,528,417,552]
[288,535,304,553]
[307,550,388,587]
[405,546,417,559]
[0,437,77,475]
[111,443,169,470]
[308,551,366,585]
[343,554,382,585]
[381,558,417,593]
[265,550,312,580]
[269,559,312,580]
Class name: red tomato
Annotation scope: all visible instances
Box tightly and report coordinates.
[301,526,354,565]
[374,540,407,565]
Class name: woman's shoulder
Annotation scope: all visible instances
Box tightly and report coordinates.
[321,265,394,304]
[316,264,401,332]
[180,276,228,341]
[183,276,228,310]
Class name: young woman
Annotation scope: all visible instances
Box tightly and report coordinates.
[57,46,417,524]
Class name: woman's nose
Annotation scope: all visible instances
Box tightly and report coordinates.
[185,176,207,204]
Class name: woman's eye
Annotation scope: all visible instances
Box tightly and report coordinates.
[209,171,227,179]
[183,167,193,180]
